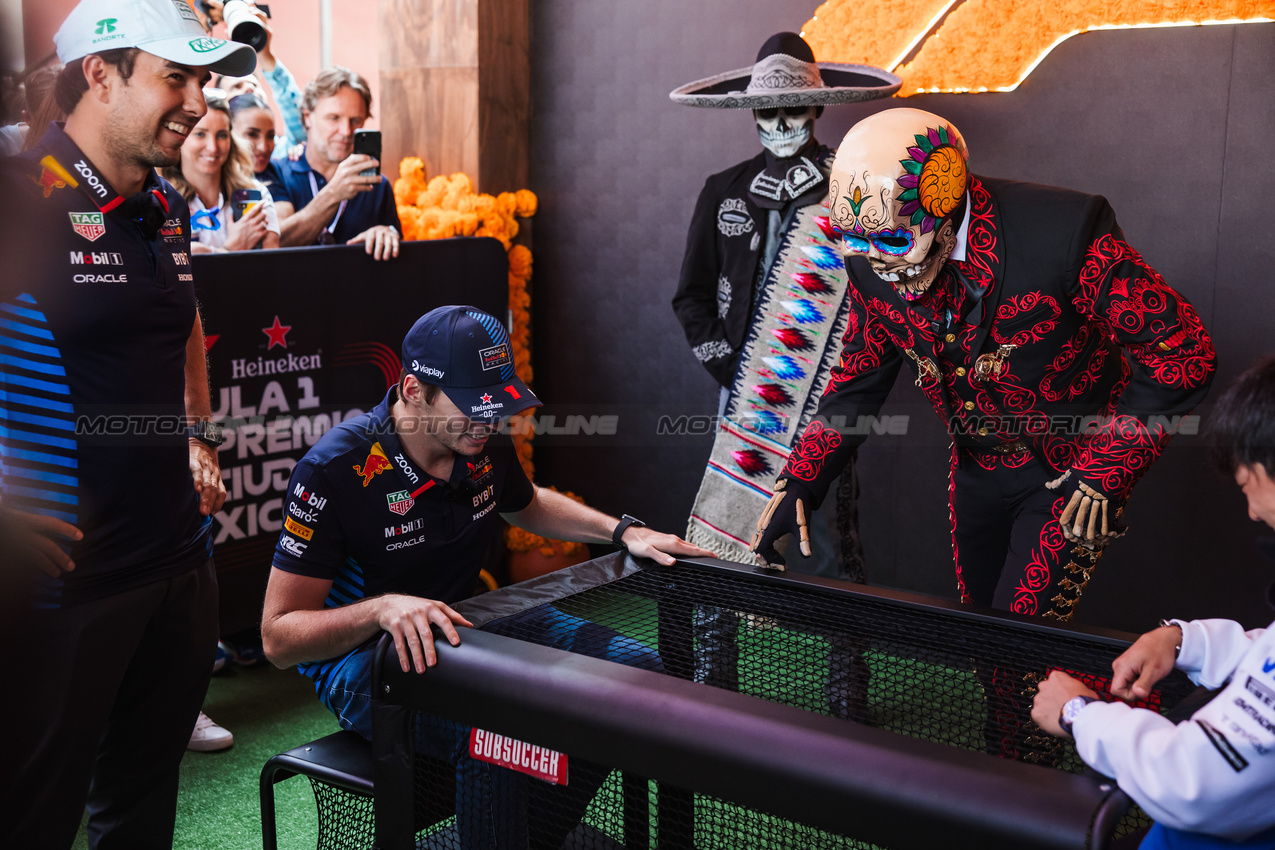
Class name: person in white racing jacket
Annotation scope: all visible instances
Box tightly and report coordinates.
[1033,355,1275,850]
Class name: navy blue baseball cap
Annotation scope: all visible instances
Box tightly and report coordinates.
[402,306,541,421]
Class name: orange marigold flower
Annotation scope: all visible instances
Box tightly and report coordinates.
[399,157,427,183]
[508,244,533,278]
[514,189,538,217]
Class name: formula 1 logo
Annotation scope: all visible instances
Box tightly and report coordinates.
[69,212,105,242]
[386,490,415,516]
[353,442,392,487]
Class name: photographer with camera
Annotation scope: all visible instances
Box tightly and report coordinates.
[271,66,401,261]
[203,1,306,150]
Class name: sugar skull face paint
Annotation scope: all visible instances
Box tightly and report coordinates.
[840,226,916,257]
[754,105,819,158]
[828,108,969,301]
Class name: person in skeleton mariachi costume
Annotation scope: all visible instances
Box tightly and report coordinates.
[753,107,1216,622]
[671,32,899,579]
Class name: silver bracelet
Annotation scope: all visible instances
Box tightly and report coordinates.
[1159,619,1182,658]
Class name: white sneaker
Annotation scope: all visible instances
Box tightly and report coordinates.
[188,711,234,752]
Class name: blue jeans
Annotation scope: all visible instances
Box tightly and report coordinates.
[319,605,663,849]
[1141,823,1275,850]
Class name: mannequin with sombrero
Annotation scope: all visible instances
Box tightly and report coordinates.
[672,32,898,581]
[671,33,896,721]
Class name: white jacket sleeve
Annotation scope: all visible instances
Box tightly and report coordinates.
[1174,618,1267,688]
[1072,618,1275,840]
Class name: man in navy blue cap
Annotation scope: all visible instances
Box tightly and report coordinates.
[261,305,710,848]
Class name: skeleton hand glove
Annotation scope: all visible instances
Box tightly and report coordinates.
[1046,470,1127,551]
[750,478,814,569]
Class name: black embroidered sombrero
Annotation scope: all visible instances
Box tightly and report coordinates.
[670,32,900,109]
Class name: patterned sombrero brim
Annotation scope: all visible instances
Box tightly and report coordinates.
[670,63,901,109]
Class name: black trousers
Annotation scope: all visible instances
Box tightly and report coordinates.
[949,449,1103,620]
[950,451,1107,760]
[1,559,218,850]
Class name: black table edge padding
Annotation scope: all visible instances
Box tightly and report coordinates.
[376,628,1120,850]
[456,551,1144,648]
[455,550,641,627]
[1090,785,1136,850]
[668,555,1145,648]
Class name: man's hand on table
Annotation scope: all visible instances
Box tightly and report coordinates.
[376,594,474,674]
[620,526,713,567]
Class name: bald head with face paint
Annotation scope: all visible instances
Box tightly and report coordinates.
[828,108,969,301]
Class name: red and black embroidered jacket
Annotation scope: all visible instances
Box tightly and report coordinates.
[781,175,1216,507]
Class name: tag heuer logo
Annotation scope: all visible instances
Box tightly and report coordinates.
[70,212,105,242]
[95,19,118,34]
[188,37,222,53]
[387,490,415,516]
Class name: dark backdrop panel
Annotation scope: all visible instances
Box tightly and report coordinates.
[528,2,1275,631]
[194,238,508,633]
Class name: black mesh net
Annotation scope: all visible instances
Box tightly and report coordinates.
[308,778,375,850]
[355,560,1198,848]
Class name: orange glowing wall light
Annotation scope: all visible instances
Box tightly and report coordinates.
[801,0,1275,95]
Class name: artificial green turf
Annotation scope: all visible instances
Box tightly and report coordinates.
[72,662,342,850]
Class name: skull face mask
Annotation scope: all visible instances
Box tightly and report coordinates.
[827,108,969,301]
[754,106,819,158]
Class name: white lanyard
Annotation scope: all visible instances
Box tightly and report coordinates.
[308,171,348,235]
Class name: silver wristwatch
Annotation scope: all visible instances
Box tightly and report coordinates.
[1059,695,1099,738]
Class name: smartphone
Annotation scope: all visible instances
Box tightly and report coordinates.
[232,188,263,221]
[353,129,381,178]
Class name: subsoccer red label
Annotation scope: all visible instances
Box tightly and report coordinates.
[468,728,568,786]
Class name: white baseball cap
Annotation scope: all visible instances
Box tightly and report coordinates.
[55,0,257,77]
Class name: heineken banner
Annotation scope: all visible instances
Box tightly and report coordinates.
[195,239,509,632]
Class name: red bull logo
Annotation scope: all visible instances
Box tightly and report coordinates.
[353,442,392,487]
[31,156,75,198]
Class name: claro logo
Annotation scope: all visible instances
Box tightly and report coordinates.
[74,160,108,198]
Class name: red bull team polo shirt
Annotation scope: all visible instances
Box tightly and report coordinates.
[272,387,534,617]
[0,123,212,607]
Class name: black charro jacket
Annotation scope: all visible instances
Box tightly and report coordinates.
[781,175,1216,507]
[672,146,833,386]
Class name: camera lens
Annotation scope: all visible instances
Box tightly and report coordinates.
[223,0,267,51]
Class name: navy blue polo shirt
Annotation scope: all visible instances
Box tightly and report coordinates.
[271,147,402,243]
[273,387,533,639]
[0,123,212,607]
[256,160,285,204]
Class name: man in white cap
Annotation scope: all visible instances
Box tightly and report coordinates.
[0,2,253,847]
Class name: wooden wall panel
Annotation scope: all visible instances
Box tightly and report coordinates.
[379,0,527,193]
[478,0,530,194]
[379,0,478,182]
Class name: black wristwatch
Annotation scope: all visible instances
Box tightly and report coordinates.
[612,514,646,547]
[189,420,224,448]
